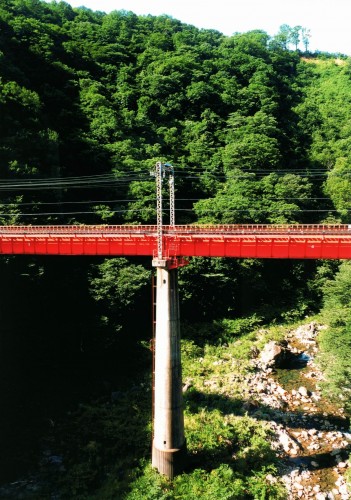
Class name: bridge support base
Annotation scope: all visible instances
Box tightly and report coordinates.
[151,265,186,479]
[152,442,187,478]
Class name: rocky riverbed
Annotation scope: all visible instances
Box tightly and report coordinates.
[244,322,351,499]
[1,321,350,499]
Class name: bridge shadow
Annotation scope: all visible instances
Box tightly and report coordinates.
[183,388,350,473]
[0,356,153,498]
[0,327,153,499]
[183,390,277,475]
[287,448,351,470]
[0,254,153,491]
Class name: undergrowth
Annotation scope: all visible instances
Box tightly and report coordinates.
[33,315,290,499]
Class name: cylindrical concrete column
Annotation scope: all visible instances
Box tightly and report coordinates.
[152,266,186,478]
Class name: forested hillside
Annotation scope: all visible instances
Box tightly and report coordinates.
[1,0,351,497]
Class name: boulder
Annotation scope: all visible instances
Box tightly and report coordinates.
[298,386,311,397]
[259,341,293,368]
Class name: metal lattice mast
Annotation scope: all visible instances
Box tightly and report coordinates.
[168,165,175,227]
[154,161,163,259]
[151,161,175,259]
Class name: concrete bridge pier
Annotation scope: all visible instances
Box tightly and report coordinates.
[151,262,186,478]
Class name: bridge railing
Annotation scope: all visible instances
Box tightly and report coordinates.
[0,224,350,235]
[169,224,351,234]
[0,225,157,234]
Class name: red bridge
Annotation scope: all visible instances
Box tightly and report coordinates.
[1,224,351,259]
[4,222,351,479]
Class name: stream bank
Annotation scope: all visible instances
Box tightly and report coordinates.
[245,322,351,499]
[0,321,350,498]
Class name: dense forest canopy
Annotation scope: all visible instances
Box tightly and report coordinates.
[0,1,349,228]
[1,0,350,321]
[1,0,351,496]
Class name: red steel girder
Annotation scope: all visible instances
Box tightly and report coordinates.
[0,225,350,259]
[0,225,351,262]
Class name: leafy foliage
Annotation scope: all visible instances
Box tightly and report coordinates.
[318,262,351,412]
[0,1,351,496]
[89,258,150,308]
[88,258,151,349]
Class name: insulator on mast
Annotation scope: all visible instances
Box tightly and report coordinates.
[151,161,175,260]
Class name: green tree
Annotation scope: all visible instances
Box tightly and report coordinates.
[319,262,351,412]
[89,258,151,348]
[325,157,351,221]
[290,25,302,51]
[272,24,291,50]
[301,27,311,52]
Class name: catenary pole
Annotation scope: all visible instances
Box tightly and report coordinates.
[151,161,186,478]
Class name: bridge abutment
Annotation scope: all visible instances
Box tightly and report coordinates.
[151,265,186,478]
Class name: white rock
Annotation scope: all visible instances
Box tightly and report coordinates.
[276,385,287,396]
[290,469,300,477]
[311,443,320,450]
[339,484,349,495]
[337,462,347,469]
[277,429,295,452]
[256,382,267,393]
[294,483,304,490]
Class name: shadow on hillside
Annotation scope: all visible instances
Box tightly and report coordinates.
[184,388,349,429]
[0,358,153,498]
[184,388,243,415]
[184,388,350,473]
[286,447,351,471]
[0,255,152,487]
[0,332,152,494]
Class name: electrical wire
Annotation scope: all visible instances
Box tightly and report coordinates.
[0,173,135,183]
[0,209,155,216]
[0,168,344,221]
[0,197,157,206]
[0,172,152,191]
[0,196,332,207]
[0,167,350,192]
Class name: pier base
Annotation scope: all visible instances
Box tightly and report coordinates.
[152,442,187,478]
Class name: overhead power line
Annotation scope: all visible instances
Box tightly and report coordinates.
[0,197,156,207]
[0,172,152,190]
[0,167,350,192]
[0,196,331,207]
